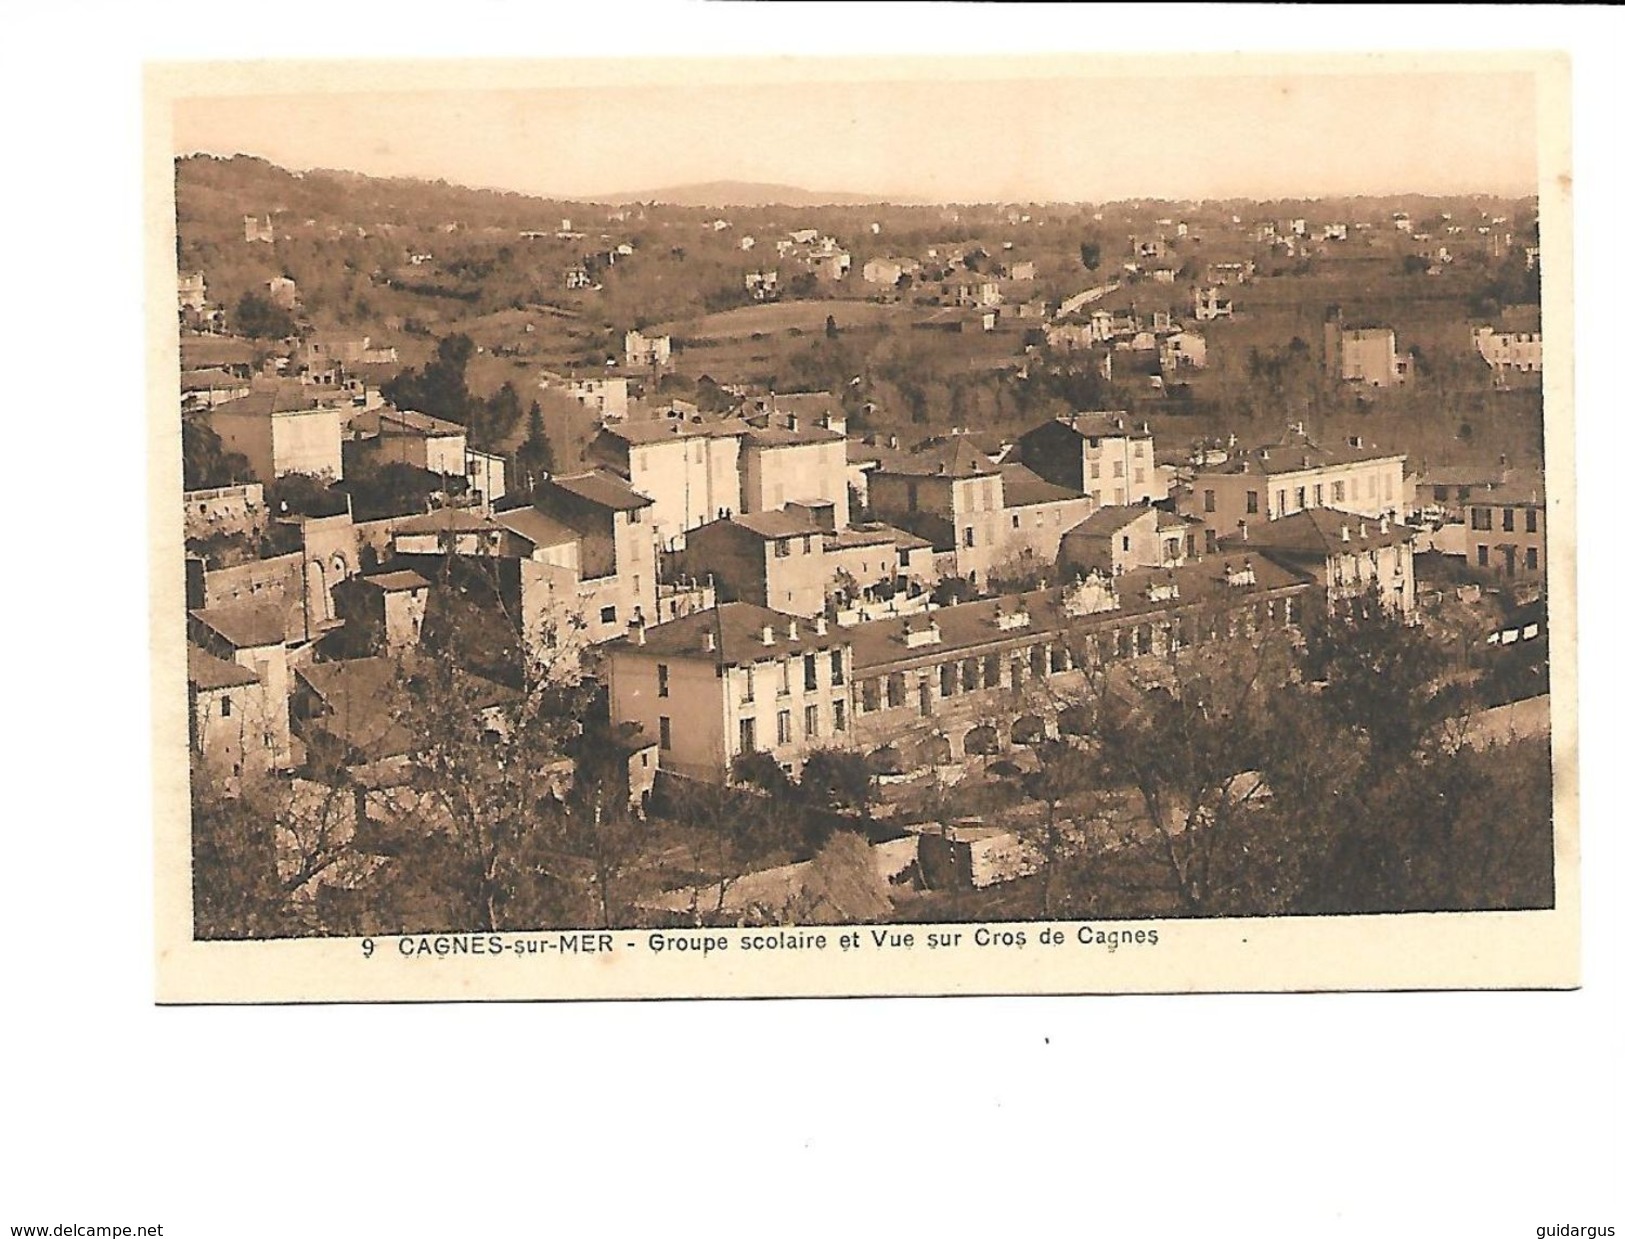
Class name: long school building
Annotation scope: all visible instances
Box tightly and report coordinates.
[604,555,1316,781]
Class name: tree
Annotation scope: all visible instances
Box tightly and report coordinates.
[1079,239,1103,271]
[234,290,295,339]
[181,413,253,490]
[1300,590,1450,759]
[514,401,556,492]
[1016,738,1101,918]
[825,314,840,340]
[382,333,477,427]
[799,749,875,816]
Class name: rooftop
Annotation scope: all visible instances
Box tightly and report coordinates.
[548,469,654,512]
[876,436,999,480]
[493,506,579,550]
[847,556,1313,673]
[380,408,465,437]
[360,569,431,593]
[392,508,503,537]
[1221,507,1416,556]
[999,463,1087,508]
[1194,433,1405,477]
[605,601,844,665]
[731,510,825,540]
[187,644,261,691]
[190,603,288,650]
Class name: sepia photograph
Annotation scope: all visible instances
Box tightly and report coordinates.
[6,6,1622,1237]
[148,51,1576,1002]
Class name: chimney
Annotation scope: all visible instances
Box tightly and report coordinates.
[701,630,716,652]
[631,617,646,645]
[813,615,828,636]
[1238,520,1249,542]
[1340,523,1350,542]
[761,624,775,646]
[786,618,799,642]
[1379,514,1390,534]
[1359,521,1368,539]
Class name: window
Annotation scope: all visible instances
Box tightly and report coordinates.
[1113,461,1125,478]
[1121,535,1131,552]
[658,716,672,750]
[861,679,880,712]
[1525,509,1539,533]
[804,653,818,691]
[830,649,844,685]
[1090,462,1101,480]
[778,661,792,696]
[657,664,669,697]
[777,710,793,745]
[1133,441,1145,457]
[1313,484,1324,507]
[1477,545,1490,567]
[1204,529,1218,554]
[963,526,975,549]
[742,665,755,703]
[1012,513,1021,530]
[804,705,819,738]
[1245,491,1259,515]
[775,538,790,558]
[1471,508,1491,530]
[886,674,905,709]
[599,606,616,625]
[1332,481,1345,503]
[628,507,642,524]
[739,717,756,752]
[1276,490,1287,517]
[802,535,813,554]
[1526,547,1539,570]
[1294,487,1306,510]
[1502,508,1515,532]
[833,700,846,732]
[1134,468,1145,485]
[220,694,232,718]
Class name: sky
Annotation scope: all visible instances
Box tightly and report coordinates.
[169,59,1543,204]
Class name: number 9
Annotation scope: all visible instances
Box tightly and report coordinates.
[361,938,375,958]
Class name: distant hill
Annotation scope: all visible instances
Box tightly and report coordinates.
[593,180,912,208]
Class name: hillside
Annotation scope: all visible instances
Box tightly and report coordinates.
[595,180,908,208]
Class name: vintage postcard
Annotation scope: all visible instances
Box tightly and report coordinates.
[148,52,1577,1002]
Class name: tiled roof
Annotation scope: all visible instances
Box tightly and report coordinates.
[847,556,1313,673]
[493,507,579,549]
[392,509,502,536]
[191,603,288,650]
[605,601,844,665]
[181,368,247,392]
[732,510,824,539]
[877,437,998,479]
[1060,505,1155,539]
[1219,507,1415,557]
[601,418,748,446]
[187,644,261,690]
[548,469,654,511]
[380,408,466,437]
[999,463,1087,508]
[210,386,323,419]
[360,570,431,593]
[1195,436,1405,477]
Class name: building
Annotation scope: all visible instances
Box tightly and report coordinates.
[1465,480,1546,584]
[531,470,659,644]
[862,257,919,286]
[1159,330,1207,372]
[183,482,267,542]
[1058,506,1196,579]
[1473,325,1542,377]
[846,557,1313,765]
[589,417,746,551]
[187,644,278,782]
[244,215,274,243]
[181,368,253,409]
[1225,508,1417,619]
[866,438,1008,587]
[187,603,294,771]
[1016,413,1162,507]
[265,277,299,310]
[1184,431,1407,539]
[744,269,778,300]
[376,408,467,477]
[624,330,672,369]
[335,569,431,652]
[1193,287,1233,321]
[1325,309,1407,387]
[604,603,854,782]
[209,387,345,481]
[178,271,208,314]
[544,373,629,423]
[736,402,851,530]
